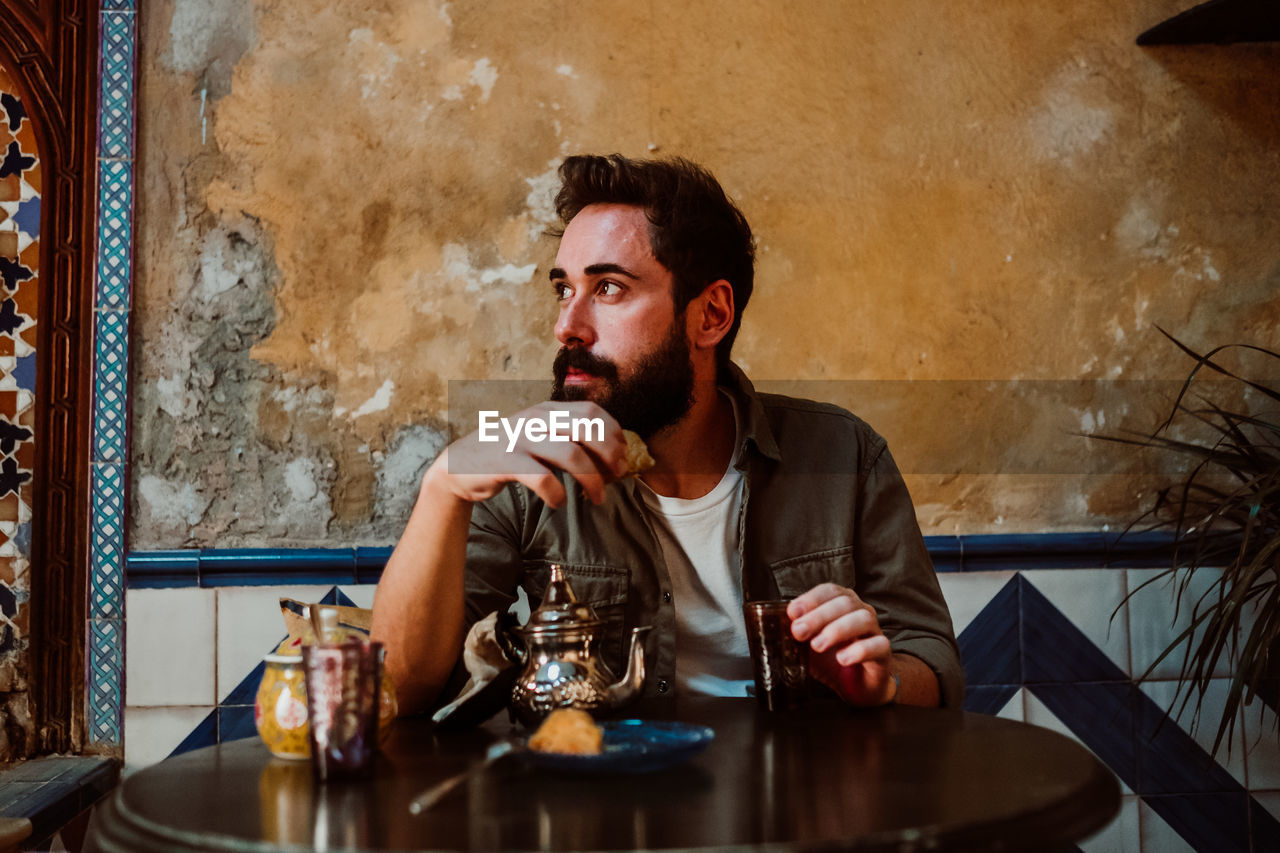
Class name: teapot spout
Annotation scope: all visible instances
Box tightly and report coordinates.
[607,626,653,707]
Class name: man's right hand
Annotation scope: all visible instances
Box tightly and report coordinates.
[432,400,631,507]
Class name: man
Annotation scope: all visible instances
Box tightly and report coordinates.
[372,154,962,716]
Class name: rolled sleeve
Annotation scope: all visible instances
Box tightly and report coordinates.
[856,444,965,708]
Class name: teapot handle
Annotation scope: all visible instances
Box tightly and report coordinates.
[494,610,527,666]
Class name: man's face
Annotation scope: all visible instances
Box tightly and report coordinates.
[549,204,694,438]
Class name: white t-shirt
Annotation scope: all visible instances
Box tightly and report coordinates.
[638,404,754,696]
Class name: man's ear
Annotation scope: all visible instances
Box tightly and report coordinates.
[688,280,735,352]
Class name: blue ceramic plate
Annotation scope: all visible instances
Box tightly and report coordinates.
[525,719,715,774]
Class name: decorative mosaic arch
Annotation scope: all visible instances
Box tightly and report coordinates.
[0,0,131,755]
[0,56,40,746]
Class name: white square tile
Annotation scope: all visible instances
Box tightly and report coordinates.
[935,571,1016,636]
[1079,795,1140,853]
[1127,568,1231,681]
[1024,569,1130,677]
[1138,800,1196,853]
[1138,679,1246,787]
[339,584,376,610]
[216,585,330,703]
[1024,689,1133,795]
[1243,695,1280,789]
[126,587,216,706]
[123,706,213,775]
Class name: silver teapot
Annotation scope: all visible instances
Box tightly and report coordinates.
[500,565,651,726]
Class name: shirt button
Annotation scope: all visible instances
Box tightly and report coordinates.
[662,591,672,604]
[657,679,669,694]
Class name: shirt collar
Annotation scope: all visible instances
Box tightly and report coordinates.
[719,362,782,464]
[616,362,780,504]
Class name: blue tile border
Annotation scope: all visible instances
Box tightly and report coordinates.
[89,464,125,620]
[95,160,132,310]
[128,547,393,588]
[90,1,137,753]
[91,310,128,462]
[86,618,122,747]
[125,533,1177,589]
[97,11,135,160]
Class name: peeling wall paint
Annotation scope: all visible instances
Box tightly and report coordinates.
[131,0,1280,546]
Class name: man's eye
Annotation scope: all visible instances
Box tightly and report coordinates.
[597,281,622,296]
[553,283,571,301]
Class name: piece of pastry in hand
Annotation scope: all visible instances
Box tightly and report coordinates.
[622,429,655,477]
[528,708,603,755]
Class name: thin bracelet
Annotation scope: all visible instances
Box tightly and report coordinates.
[887,671,901,705]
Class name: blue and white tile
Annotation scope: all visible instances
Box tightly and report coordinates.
[90,462,126,621]
[1078,794,1140,853]
[1127,568,1231,681]
[1024,688,1134,794]
[215,584,329,703]
[1255,790,1280,826]
[1137,678,1246,788]
[92,309,129,463]
[98,10,136,161]
[1023,569,1130,677]
[994,686,1024,722]
[94,160,133,311]
[936,570,1015,635]
[123,706,213,775]
[338,583,377,610]
[956,574,1019,690]
[1137,799,1196,853]
[125,587,216,706]
[88,617,124,748]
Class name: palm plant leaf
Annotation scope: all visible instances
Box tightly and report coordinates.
[1098,331,1280,758]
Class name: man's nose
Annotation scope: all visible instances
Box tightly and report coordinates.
[554,294,595,347]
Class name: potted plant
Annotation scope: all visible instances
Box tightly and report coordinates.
[1095,327,1280,757]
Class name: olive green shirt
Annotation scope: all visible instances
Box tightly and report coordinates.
[454,365,965,709]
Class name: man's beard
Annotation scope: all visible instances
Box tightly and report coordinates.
[550,321,695,440]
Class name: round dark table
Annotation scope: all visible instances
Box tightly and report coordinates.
[87,698,1119,852]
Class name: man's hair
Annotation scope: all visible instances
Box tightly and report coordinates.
[554,154,755,371]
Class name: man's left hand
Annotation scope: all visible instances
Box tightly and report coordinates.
[787,583,897,707]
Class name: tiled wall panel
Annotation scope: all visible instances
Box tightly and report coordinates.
[89,0,138,752]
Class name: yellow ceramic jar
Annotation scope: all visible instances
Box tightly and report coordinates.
[255,654,311,759]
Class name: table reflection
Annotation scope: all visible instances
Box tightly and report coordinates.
[90,699,1119,853]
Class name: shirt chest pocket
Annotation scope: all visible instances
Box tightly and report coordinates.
[520,561,631,673]
[768,546,857,599]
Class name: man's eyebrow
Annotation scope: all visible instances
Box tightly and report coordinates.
[548,264,641,282]
[584,263,640,279]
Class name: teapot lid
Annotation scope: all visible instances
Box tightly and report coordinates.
[523,565,600,630]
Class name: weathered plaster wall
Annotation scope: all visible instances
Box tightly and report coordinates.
[131,0,1280,546]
